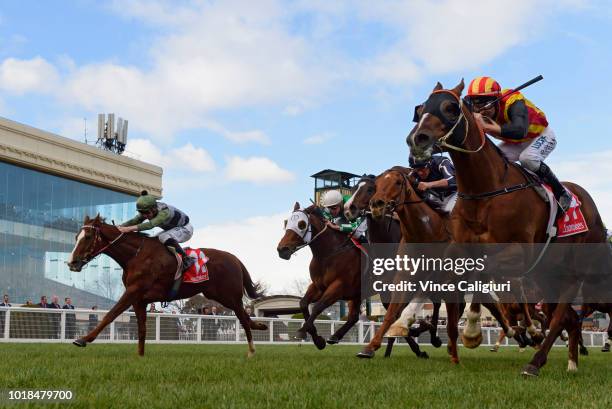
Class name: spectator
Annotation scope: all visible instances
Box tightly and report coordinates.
[25,299,33,306]
[37,296,50,308]
[88,306,99,332]
[202,306,216,340]
[63,297,76,339]
[245,307,255,317]
[0,294,9,338]
[48,295,61,339]
[149,304,158,313]
[0,294,11,307]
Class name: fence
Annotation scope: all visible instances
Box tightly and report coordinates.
[0,307,608,347]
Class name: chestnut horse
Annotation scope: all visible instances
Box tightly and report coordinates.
[353,167,519,362]
[345,173,443,356]
[67,215,267,357]
[407,80,609,376]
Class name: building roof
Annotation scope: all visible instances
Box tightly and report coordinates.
[0,116,163,197]
[310,169,360,181]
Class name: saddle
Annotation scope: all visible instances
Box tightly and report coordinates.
[514,164,588,239]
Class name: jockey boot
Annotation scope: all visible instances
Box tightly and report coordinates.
[164,239,195,272]
[535,162,572,212]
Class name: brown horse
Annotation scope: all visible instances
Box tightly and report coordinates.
[67,215,267,357]
[354,167,519,362]
[346,173,443,354]
[277,203,363,349]
[407,80,609,376]
[345,174,440,358]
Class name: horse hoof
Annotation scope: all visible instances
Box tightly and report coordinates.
[247,351,255,358]
[326,336,340,345]
[294,330,307,341]
[356,349,375,359]
[450,357,459,364]
[419,351,429,359]
[580,347,589,356]
[521,364,540,377]
[530,332,545,345]
[313,336,326,350]
[601,343,610,352]
[431,337,442,348]
[461,333,482,349]
[72,339,86,348]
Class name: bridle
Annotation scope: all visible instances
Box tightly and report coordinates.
[378,169,424,213]
[428,90,486,155]
[74,225,126,265]
[289,209,329,253]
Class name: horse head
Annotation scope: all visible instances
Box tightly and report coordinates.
[407,79,468,161]
[67,214,119,272]
[344,174,376,220]
[277,202,325,260]
[369,167,419,220]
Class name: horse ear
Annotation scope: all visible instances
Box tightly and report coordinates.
[450,78,465,97]
[84,215,90,223]
[293,202,300,211]
[433,82,443,91]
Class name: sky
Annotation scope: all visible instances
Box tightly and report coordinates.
[1,0,611,293]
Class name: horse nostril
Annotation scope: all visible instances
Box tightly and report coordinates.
[415,133,431,146]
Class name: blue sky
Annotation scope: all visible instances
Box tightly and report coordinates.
[2,0,611,291]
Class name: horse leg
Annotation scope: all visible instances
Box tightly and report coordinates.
[328,297,360,344]
[446,302,461,364]
[383,337,396,357]
[521,303,544,344]
[522,303,566,376]
[603,315,612,352]
[133,302,147,356]
[74,288,139,347]
[296,283,321,340]
[301,281,344,350]
[429,301,443,348]
[565,307,581,371]
[461,302,483,348]
[482,302,517,341]
[357,302,407,358]
[234,304,256,358]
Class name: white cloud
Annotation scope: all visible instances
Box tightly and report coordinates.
[0,57,59,94]
[225,156,295,184]
[187,212,310,293]
[550,150,612,224]
[202,119,269,144]
[303,132,332,145]
[125,138,215,172]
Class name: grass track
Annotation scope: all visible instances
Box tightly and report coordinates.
[0,343,611,409]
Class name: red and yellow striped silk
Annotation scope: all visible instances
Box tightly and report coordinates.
[496,89,549,143]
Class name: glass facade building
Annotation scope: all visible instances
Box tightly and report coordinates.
[0,161,137,308]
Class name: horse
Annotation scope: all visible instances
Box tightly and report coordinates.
[67,215,267,357]
[353,167,519,362]
[345,173,443,357]
[345,174,439,357]
[407,79,610,376]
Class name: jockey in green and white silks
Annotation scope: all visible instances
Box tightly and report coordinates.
[118,190,195,271]
[320,190,367,242]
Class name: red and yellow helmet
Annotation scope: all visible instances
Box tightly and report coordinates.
[467,77,501,98]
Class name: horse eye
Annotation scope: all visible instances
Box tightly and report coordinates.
[297,220,307,230]
[441,100,460,119]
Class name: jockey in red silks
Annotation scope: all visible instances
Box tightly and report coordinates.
[465,76,572,212]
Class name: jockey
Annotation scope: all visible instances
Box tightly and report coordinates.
[465,76,572,211]
[320,190,367,242]
[118,191,195,271]
[409,154,457,213]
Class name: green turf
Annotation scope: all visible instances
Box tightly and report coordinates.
[0,343,610,409]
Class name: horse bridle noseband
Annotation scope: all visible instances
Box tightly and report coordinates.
[429,90,486,154]
[75,225,126,265]
[380,169,424,213]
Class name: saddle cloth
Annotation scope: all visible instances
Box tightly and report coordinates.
[542,185,589,238]
[171,247,210,283]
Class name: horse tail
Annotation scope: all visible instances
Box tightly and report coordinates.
[239,260,264,300]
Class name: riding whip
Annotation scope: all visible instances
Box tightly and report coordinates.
[482,75,544,110]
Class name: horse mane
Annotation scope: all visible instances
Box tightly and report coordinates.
[88,215,152,238]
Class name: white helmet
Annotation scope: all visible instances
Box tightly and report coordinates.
[321,190,343,207]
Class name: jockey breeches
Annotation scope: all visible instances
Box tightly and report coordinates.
[157,223,194,244]
[499,127,557,172]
